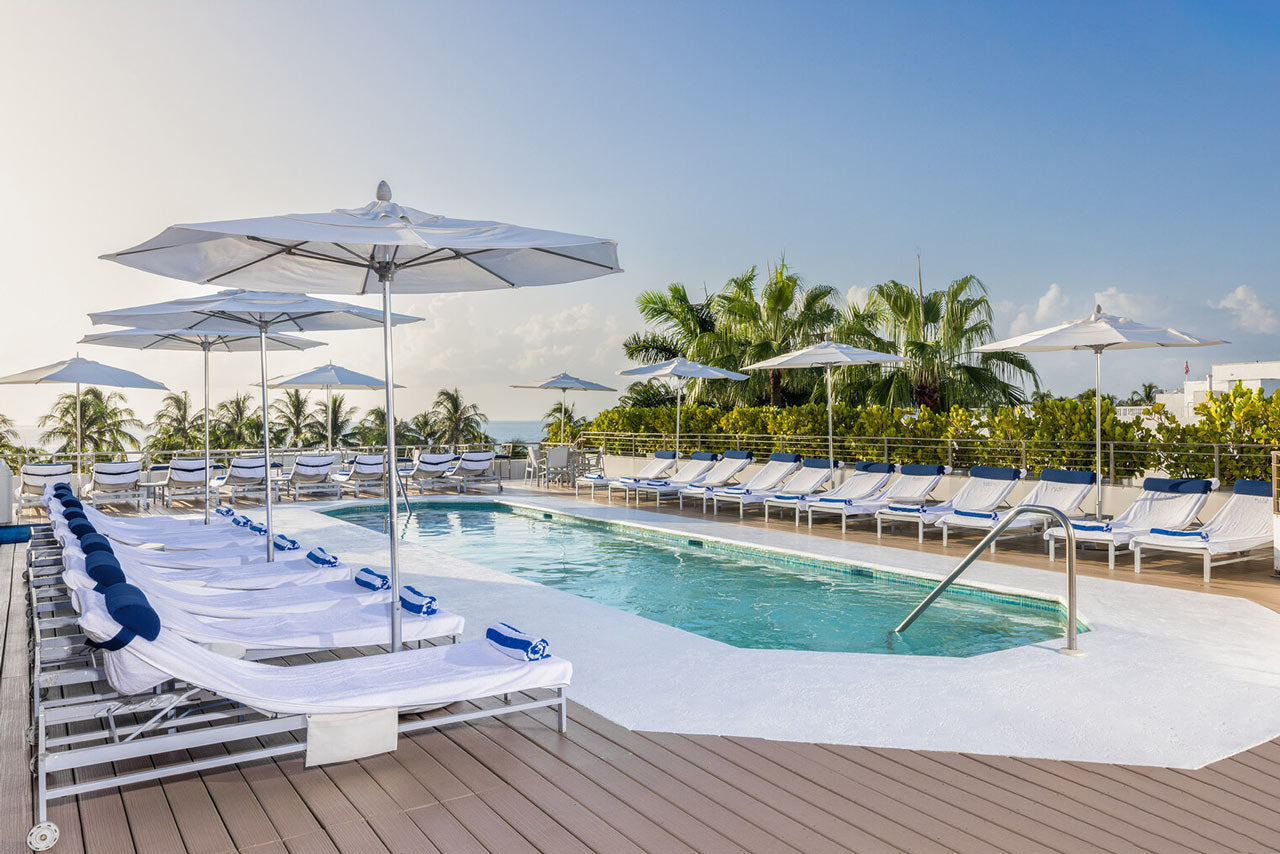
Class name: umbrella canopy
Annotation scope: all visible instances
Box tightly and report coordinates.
[743,341,905,470]
[101,181,621,653]
[265,363,403,450]
[0,357,167,477]
[619,359,747,456]
[88,290,422,562]
[975,305,1226,517]
[511,372,616,443]
[80,328,325,523]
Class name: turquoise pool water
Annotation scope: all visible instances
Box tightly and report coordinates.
[329,502,1078,657]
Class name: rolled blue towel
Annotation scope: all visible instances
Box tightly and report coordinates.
[486,622,549,661]
[722,487,750,495]
[955,509,998,520]
[888,504,925,513]
[1150,527,1209,540]
[817,496,852,504]
[582,473,605,481]
[306,547,339,567]
[354,568,391,590]
[400,586,438,615]
[1071,521,1112,532]
[771,494,801,500]
[248,521,268,535]
[214,506,234,518]
[230,514,252,528]
[273,534,300,551]
[645,480,670,487]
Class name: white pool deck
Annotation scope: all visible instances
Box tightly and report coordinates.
[259,492,1280,770]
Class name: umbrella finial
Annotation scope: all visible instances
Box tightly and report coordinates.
[1095,303,1102,313]
[376,180,392,202]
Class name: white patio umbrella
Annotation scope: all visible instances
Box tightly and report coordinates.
[264,362,403,451]
[0,356,167,478]
[975,304,1225,518]
[101,181,620,652]
[87,290,421,561]
[618,358,747,456]
[79,327,325,523]
[511,372,615,443]
[743,341,906,471]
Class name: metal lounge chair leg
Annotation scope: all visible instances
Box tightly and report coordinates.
[942,524,948,548]
[1134,546,1142,574]
[1204,552,1212,583]
[917,519,923,543]
[1049,537,1056,562]
[1108,543,1115,570]
[841,513,847,534]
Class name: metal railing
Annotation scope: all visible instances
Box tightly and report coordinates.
[893,505,1081,654]
[578,431,1276,484]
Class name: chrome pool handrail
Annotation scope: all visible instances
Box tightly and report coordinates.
[893,505,1082,655]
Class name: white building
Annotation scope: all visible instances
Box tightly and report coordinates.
[1122,361,1280,423]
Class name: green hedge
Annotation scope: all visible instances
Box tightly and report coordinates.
[584,387,1278,481]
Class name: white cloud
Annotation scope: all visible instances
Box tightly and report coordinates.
[1092,286,1144,319]
[1210,285,1278,334]
[1008,282,1070,336]
[845,285,871,308]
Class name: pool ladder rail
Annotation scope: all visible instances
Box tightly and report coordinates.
[893,505,1083,656]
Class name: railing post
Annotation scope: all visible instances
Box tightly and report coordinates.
[1108,442,1115,484]
[1212,444,1220,482]
[1020,440,1027,470]
[883,436,889,463]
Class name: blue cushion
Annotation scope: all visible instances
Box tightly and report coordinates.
[722,450,753,460]
[1142,477,1214,495]
[78,533,113,556]
[655,450,677,459]
[53,483,73,494]
[768,453,802,463]
[69,521,95,539]
[900,464,946,476]
[85,551,126,587]
[0,525,31,544]
[802,457,836,468]
[854,461,894,473]
[62,509,87,523]
[61,498,84,511]
[969,465,1021,481]
[1234,479,1271,497]
[1039,468,1096,485]
[103,583,160,642]
[691,451,719,461]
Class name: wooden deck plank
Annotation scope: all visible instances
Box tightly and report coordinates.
[475,784,596,854]
[404,803,489,854]
[441,793,541,854]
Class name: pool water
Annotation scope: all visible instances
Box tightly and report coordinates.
[330,502,1078,657]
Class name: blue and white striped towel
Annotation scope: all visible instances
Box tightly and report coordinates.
[722,487,751,495]
[1150,527,1209,540]
[248,521,268,535]
[582,473,606,481]
[486,623,549,661]
[214,506,234,518]
[1071,521,1112,532]
[353,568,391,590]
[887,504,926,513]
[955,509,998,520]
[273,534,300,551]
[400,586,438,615]
[230,514,252,528]
[306,547,339,567]
[644,480,670,487]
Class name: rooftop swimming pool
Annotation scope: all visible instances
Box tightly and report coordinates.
[328,502,1081,657]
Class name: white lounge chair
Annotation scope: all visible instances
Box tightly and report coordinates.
[1044,477,1218,569]
[774,461,895,525]
[805,464,950,533]
[334,453,387,497]
[20,463,74,513]
[163,458,213,507]
[707,453,804,517]
[621,452,719,505]
[634,451,754,507]
[85,461,146,510]
[215,456,272,506]
[726,458,839,520]
[938,468,1096,552]
[31,589,570,845]
[281,454,341,500]
[1131,479,1274,581]
[449,450,502,492]
[876,465,1024,543]
[407,452,459,493]
[575,451,677,499]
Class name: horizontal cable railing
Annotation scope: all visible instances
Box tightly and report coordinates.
[576,431,1277,484]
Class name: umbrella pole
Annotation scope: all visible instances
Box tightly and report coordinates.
[259,327,275,562]
[675,380,682,457]
[203,345,211,524]
[561,388,566,443]
[380,274,403,652]
[327,386,333,452]
[1094,348,1103,521]
[826,365,834,472]
[75,381,82,484]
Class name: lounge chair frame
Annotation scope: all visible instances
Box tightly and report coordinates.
[281,454,341,500]
[85,461,146,511]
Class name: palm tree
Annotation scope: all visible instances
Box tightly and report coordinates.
[0,411,21,451]
[712,260,839,406]
[622,283,718,365]
[833,272,1038,410]
[271,389,316,447]
[406,410,439,446]
[430,388,489,445]
[213,393,259,448]
[149,392,200,451]
[313,393,361,447]
[356,406,415,447]
[542,401,587,443]
[40,387,142,455]
[617,380,677,408]
[1123,382,1160,406]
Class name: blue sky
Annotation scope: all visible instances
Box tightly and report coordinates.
[1,0,1277,426]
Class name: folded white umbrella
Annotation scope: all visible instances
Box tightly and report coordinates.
[511,372,615,442]
[743,341,905,471]
[0,356,167,476]
[80,327,325,523]
[975,304,1225,518]
[101,181,621,652]
[87,290,421,561]
[618,358,747,456]
[264,362,403,451]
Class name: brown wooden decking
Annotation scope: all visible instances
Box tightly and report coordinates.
[7,516,1280,851]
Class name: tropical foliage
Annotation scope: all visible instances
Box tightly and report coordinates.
[429,387,490,445]
[148,392,201,451]
[39,387,142,455]
[543,401,587,443]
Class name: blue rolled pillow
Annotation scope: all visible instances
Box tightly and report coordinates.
[69,520,96,539]
[62,508,87,524]
[103,583,161,642]
[61,498,84,511]
[85,551,126,588]
[78,533,113,556]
